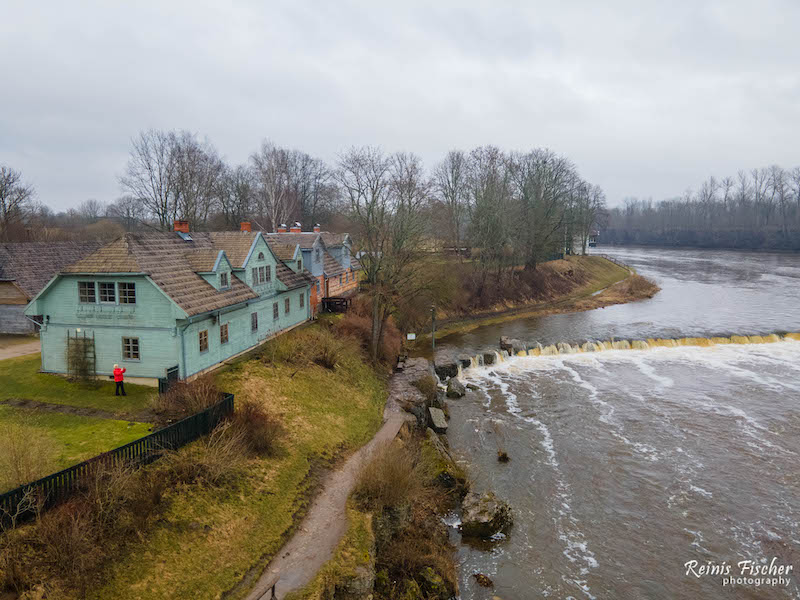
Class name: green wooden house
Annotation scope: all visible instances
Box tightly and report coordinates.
[25,230,314,383]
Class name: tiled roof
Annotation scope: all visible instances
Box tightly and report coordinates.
[62,232,313,317]
[322,251,346,277]
[265,232,320,249]
[268,242,298,262]
[276,262,316,290]
[265,231,349,249]
[0,241,103,299]
[350,254,362,271]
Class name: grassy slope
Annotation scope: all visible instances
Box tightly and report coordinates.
[0,354,153,415]
[0,405,151,491]
[90,327,386,600]
[421,255,631,341]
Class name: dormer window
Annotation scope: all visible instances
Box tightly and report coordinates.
[298,258,302,270]
[315,248,321,262]
[220,272,229,289]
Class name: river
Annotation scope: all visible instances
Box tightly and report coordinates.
[438,247,800,600]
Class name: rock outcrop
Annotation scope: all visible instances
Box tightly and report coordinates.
[434,361,459,380]
[460,491,513,539]
[428,407,448,433]
[446,377,466,398]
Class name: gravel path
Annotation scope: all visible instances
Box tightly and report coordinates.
[0,340,40,360]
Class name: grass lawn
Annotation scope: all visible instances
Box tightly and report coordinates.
[0,405,152,492]
[0,354,154,416]
[89,325,386,600]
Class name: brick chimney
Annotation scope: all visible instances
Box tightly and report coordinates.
[240,221,252,232]
[290,222,302,233]
[173,220,189,233]
[313,224,321,233]
[277,223,288,233]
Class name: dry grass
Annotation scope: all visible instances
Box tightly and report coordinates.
[411,375,439,405]
[592,274,660,304]
[353,443,421,512]
[151,376,221,423]
[229,399,284,457]
[0,420,57,491]
[335,296,402,364]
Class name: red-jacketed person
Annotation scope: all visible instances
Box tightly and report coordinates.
[113,364,127,396]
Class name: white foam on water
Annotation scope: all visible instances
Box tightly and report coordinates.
[463,367,600,598]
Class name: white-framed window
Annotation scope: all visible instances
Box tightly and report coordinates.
[99,281,116,303]
[273,302,279,320]
[119,282,136,304]
[339,274,343,286]
[258,252,265,260]
[251,312,258,331]
[315,248,321,262]
[298,259,302,271]
[315,280,320,294]
[284,298,290,314]
[220,323,229,344]
[122,337,140,360]
[299,292,304,309]
[265,265,271,282]
[199,330,209,353]
[220,272,229,289]
[78,281,96,303]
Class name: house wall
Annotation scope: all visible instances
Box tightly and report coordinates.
[325,268,360,297]
[179,286,310,378]
[0,282,34,333]
[29,274,183,378]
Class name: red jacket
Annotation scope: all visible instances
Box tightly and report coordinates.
[113,367,126,382]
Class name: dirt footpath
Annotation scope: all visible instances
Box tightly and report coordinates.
[0,338,40,361]
[245,359,431,600]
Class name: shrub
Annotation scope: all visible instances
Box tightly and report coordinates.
[261,327,346,371]
[411,375,439,406]
[229,400,284,457]
[353,442,420,511]
[160,421,246,487]
[0,421,57,492]
[152,375,221,420]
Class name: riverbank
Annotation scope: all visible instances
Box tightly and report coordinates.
[285,358,473,600]
[414,255,656,345]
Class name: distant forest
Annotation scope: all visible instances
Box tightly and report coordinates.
[603,166,800,251]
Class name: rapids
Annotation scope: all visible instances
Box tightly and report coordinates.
[439,247,800,600]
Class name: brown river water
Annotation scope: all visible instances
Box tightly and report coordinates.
[435,247,800,600]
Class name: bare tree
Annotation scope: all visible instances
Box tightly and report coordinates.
[433,150,470,255]
[78,198,104,223]
[219,164,254,228]
[250,140,291,231]
[119,130,178,230]
[106,196,146,231]
[0,166,35,241]
[171,132,224,229]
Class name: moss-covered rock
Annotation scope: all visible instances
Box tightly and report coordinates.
[460,491,513,539]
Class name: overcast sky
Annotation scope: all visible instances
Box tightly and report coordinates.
[1,0,798,211]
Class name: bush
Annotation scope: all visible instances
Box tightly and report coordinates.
[261,327,346,370]
[0,421,57,491]
[411,375,439,405]
[159,421,246,487]
[353,442,420,511]
[229,400,284,457]
[152,375,221,421]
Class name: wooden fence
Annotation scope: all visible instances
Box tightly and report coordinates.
[0,393,234,527]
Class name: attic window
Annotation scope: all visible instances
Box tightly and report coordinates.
[220,272,229,289]
[258,252,265,260]
[78,281,96,303]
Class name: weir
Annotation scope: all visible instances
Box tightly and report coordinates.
[439,332,800,378]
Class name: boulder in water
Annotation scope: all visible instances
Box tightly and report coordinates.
[461,490,513,538]
[482,352,496,365]
[428,407,448,433]
[473,573,494,587]
[457,354,472,369]
[446,377,466,398]
[466,383,480,391]
[434,361,459,380]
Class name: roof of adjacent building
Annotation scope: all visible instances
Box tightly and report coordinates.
[61,232,314,317]
[0,241,103,299]
[322,251,346,277]
[265,231,349,249]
